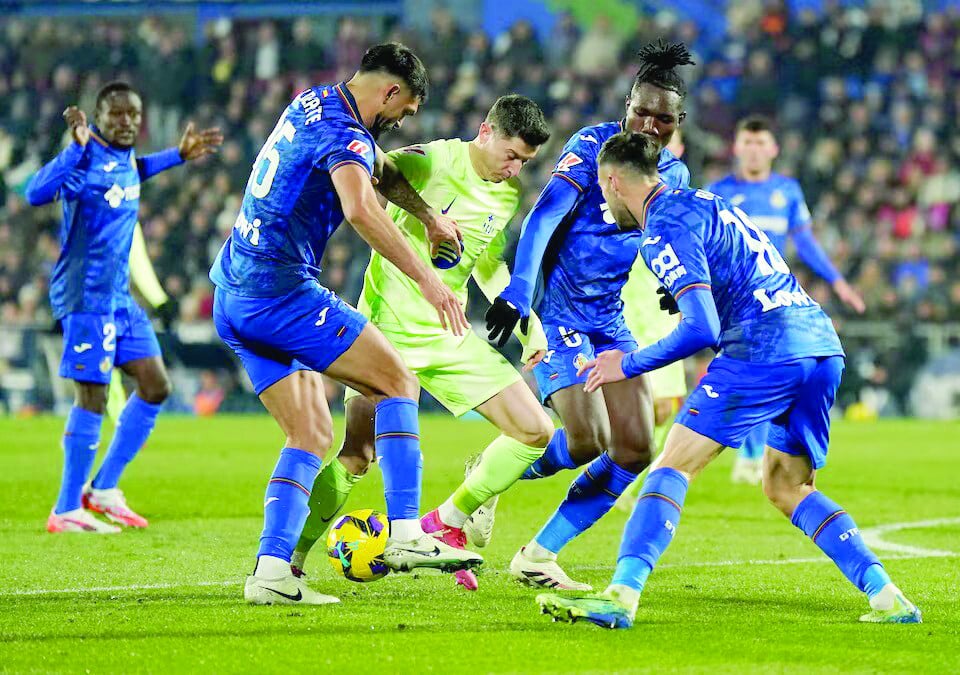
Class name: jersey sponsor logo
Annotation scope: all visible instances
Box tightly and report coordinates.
[347,139,370,156]
[753,287,817,313]
[103,183,140,208]
[233,211,262,246]
[770,189,787,209]
[642,235,661,247]
[441,197,456,215]
[578,134,598,144]
[650,244,686,286]
[702,384,720,399]
[555,152,583,173]
[102,161,118,173]
[72,343,93,354]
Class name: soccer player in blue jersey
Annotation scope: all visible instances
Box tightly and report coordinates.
[708,116,865,485]
[209,43,481,606]
[537,132,921,627]
[26,83,222,534]
[485,41,693,590]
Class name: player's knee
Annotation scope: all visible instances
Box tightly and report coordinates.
[654,398,675,426]
[75,384,107,415]
[508,419,554,448]
[139,373,172,404]
[377,367,418,401]
[565,427,604,463]
[609,439,654,474]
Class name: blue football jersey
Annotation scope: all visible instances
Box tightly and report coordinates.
[539,121,690,329]
[210,83,377,297]
[639,186,844,363]
[706,173,811,255]
[39,139,142,318]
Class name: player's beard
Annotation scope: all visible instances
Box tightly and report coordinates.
[370,115,396,140]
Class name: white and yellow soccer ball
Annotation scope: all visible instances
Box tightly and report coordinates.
[326,509,390,582]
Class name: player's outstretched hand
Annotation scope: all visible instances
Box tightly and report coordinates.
[486,296,526,348]
[832,278,866,314]
[419,273,469,336]
[178,122,224,161]
[578,349,627,393]
[426,213,463,258]
[63,106,90,146]
[657,286,680,314]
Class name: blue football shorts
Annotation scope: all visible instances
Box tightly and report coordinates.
[676,354,845,469]
[533,317,638,402]
[213,281,367,395]
[59,300,161,385]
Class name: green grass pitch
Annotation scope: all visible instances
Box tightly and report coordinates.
[1,415,958,673]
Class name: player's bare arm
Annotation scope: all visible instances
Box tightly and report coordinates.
[331,162,468,335]
[374,147,462,257]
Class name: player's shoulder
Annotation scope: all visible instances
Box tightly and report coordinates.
[652,187,718,230]
[705,173,737,193]
[771,172,805,195]
[563,121,619,150]
[391,137,450,160]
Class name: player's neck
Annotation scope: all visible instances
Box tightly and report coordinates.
[467,140,494,182]
[344,76,385,130]
[737,168,772,183]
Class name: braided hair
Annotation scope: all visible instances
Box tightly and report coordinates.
[633,40,695,99]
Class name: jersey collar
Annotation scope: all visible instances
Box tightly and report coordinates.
[640,181,669,230]
[334,82,363,125]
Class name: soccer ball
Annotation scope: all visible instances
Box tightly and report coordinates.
[326,509,390,582]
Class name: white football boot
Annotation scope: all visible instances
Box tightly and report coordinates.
[46,508,121,534]
[244,573,339,606]
[510,547,592,591]
[383,534,483,573]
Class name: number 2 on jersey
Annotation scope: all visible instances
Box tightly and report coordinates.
[250,111,297,199]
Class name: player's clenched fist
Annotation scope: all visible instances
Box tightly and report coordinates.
[63,106,90,146]
[419,273,469,336]
[485,296,527,348]
[578,348,628,393]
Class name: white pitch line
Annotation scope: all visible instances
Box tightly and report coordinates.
[2,517,957,598]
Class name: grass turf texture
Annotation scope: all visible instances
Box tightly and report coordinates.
[1,416,958,673]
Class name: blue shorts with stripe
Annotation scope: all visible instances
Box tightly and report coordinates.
[213,280,367,395]
[59,300,161,385]
[533,318,638,402]
[676,354,845,469]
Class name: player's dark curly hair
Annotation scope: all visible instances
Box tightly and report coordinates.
[632,40,695,99]
[597,132,661,177]
[487,94,551,147]
[359,42,429,102]
[96,81,137,109]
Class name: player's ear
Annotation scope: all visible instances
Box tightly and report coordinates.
[383,83,401,104]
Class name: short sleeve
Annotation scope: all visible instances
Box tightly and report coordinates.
[641,205,711,299]
[387,143,435,191]
[315,121,376,177]
[550,127,601,193]
[787,180,812,231]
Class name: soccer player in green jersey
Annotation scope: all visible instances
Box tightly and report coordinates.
[293,95,552,590]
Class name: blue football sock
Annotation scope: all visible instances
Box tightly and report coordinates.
[535,453,637,553]
[55,406,103,514]
[791,491,889,597]
[521,428,576,479]
[374,397,422,522]
[737,423,767,461]
[612,467,689,592]
[92,394,162,490]
[257,447,323,563]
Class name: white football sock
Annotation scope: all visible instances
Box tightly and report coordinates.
[389,518,424,542]
[438,499,469,529]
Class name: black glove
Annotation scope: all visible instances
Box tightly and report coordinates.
[155,299,178,332]
[657,286,679,315]
[485,296,528,348]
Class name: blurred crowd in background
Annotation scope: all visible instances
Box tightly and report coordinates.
[1,1,959,415]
